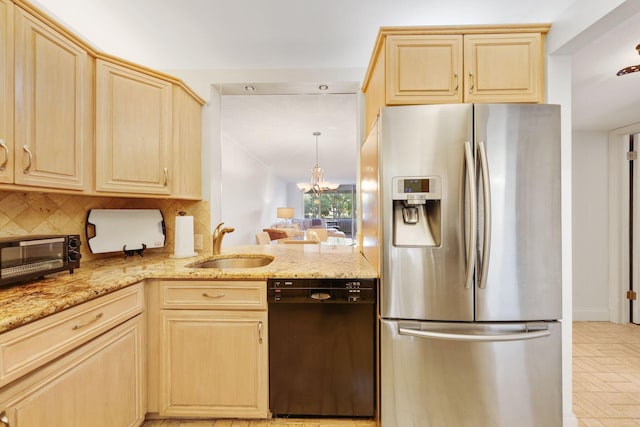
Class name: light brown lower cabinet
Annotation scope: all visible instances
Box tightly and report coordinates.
[148,280,269,419]
[159,309,268,418]
[0,314,145,427]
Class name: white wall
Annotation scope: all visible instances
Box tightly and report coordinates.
[219,133,288,246]
[572,131,610,320]
[286,183,305,218]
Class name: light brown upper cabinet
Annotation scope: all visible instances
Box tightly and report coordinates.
[11,6,92,191]
[0,0,13,185]
[4,0,203,198]
[463,33,542,103]
[363,25,549,131]
[95,59,172,196]
[386,35,464,105]
[172,85,202,200]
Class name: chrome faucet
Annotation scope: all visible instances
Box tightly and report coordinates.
[212,222,235,255]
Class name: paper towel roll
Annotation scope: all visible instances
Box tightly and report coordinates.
[173,215,197,258]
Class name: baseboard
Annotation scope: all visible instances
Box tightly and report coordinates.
[564,413,579,427]
[572,307,610,321]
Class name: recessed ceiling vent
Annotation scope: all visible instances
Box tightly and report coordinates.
[617,44,640,76]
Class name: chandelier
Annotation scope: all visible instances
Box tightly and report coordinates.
[296,131,339,195]
[617,43,640,76]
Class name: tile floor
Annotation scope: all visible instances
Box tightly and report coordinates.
[573,321,640,426]
[143,321,640,427]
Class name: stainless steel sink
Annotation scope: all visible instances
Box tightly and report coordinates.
[187,254,274,269]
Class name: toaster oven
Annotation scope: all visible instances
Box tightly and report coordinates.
[0,235,81,287]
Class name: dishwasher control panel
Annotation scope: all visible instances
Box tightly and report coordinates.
[267,278,376,304]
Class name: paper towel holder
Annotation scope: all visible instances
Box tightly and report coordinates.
[171,211,198,258]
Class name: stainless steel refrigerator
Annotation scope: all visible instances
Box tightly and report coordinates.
[361,104,562,427]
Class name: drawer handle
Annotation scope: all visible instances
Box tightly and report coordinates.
[202,292,225,299]
[0,410,9,427]
[72,313,104,330]
[258,321,263,344]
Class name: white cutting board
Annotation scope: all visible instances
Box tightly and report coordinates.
[86,209,166,254]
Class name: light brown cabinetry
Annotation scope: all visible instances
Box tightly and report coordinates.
[0,0,13,185]
[463,33,543,103]
[385,34,463,104]
[147,280,268,419]
[2,1,203,198]
[95,59,172,196]
[0,283,144,387]
[363,25,549,131]
[0,316,145,427]
[0,284,145,427]
[172,85,202,200]
[10,5,92,191]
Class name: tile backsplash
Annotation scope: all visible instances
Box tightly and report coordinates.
[0,191,211,261]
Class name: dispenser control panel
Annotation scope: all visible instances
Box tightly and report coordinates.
[392,176,442,202]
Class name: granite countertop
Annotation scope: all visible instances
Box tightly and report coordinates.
[0,244,377,334]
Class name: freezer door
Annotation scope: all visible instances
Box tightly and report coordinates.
[474,104,562,321]
[379,104,473,321]
[380,319,562,427]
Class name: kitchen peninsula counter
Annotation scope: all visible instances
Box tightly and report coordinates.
[0,244,377,334]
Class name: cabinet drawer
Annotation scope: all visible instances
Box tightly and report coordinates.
[160,281,266,310]
[0,283,144,387]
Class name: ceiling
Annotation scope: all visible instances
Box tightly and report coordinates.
[28,0,640,183]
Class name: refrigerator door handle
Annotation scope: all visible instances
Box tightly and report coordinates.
[398,326,550,342]
[477,140,491,289]
[464,141,477,289]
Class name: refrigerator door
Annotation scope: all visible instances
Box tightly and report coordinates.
[379,104,474,321]
[381,319,562,427]
[474,104,562,321]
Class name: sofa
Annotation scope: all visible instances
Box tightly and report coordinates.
[263,222,304,241]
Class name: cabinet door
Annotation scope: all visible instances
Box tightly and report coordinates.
[159,309,268,418]
[386,35,463,104]
[464,33,543,103]
[96,59,172,195]
[172,85,202,200]
[0,0,12,184]
[13,7,92,191]
[0,315,145,427]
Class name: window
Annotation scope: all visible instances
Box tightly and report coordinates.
[303,185,356,237]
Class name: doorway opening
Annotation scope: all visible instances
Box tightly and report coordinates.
[609,124,640,324]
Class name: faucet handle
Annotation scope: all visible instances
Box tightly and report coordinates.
[213,222,224,238]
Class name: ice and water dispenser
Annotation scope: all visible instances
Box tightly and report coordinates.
[392,177,442,247]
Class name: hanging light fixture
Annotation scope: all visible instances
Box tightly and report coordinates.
[296,132,339,195]
[617,43,640,76]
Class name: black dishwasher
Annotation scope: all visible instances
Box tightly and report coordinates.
[268,278,376,418]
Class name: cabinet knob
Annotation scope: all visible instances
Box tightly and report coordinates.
[0,410,10,427]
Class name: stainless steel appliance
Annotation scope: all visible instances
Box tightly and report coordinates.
[0,235,81,287]
[268,278,376,417]
[361,104,562,427]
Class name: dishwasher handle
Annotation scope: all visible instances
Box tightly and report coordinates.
[399,326,550,342]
